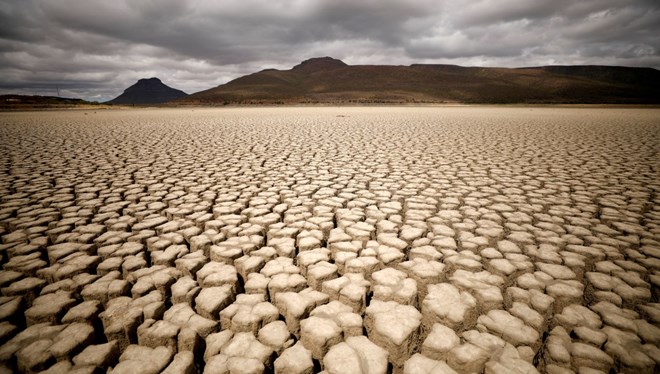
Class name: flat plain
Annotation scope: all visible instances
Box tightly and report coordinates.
[0,107,658,373]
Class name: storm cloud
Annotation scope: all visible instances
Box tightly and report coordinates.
[1,0,658,101]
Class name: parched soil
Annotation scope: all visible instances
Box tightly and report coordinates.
[0,107,658,373]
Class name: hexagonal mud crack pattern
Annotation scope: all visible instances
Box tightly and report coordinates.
[0,107,659,373]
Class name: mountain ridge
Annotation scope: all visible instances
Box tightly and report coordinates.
[177,58,660,104]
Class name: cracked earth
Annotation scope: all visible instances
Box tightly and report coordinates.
[0,107,658,373]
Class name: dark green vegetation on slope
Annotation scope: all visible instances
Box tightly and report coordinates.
[0,95,98,110]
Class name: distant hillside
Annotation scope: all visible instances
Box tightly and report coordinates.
[0,95,95,110]
[108,78,187,104]
[179,57,660,104]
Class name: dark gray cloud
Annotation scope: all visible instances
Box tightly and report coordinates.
[1,0,658,101]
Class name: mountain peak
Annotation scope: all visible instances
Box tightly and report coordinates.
[137,77,162,83]
[292,57,347,72]
[108,77,187,104]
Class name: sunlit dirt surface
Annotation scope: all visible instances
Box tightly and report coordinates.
[0,107,658,373]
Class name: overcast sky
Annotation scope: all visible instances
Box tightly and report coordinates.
[1,0,659,101]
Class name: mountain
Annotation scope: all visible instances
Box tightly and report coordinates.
[108,78,187,104]
[179,57,660,104]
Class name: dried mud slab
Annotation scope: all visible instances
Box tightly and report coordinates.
[0,107,659,373]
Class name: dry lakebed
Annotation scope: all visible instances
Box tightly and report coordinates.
[0,107,658,373]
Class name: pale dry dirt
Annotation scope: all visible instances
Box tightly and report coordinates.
[0,107,658,374]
